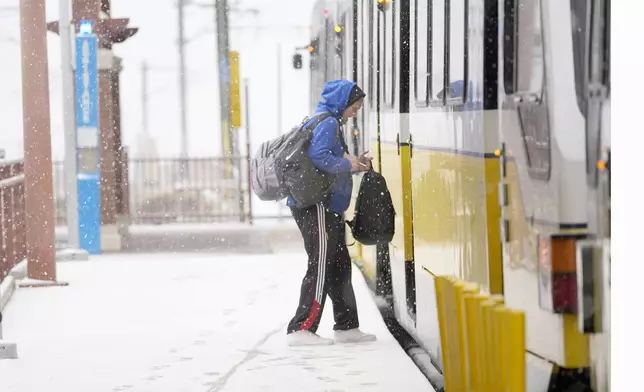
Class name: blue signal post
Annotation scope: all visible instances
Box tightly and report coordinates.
[74,21,101,254]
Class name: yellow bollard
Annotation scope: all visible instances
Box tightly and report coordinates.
[454,281,480,391]
[445,278,461,391]
[464,293,489,392]
[480,296,504,392]
[504,309,526,392]
[496,307,510,392]
[435,276,453,392]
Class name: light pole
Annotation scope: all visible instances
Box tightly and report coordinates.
[177,0,189,181]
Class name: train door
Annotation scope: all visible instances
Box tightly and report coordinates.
[373,0,416,324]
[392,0,417,324]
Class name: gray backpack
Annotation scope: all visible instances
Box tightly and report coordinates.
[251,113,339,208]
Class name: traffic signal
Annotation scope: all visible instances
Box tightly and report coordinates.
[292,53,303,69]
[377,0,392,12]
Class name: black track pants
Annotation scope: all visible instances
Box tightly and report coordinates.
[287,203,359,334]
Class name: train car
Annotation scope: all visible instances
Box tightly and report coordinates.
[296,0,609,390]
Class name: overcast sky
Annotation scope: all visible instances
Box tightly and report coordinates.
[0,0,318,160]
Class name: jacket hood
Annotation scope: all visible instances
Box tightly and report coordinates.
[314,79,357,119]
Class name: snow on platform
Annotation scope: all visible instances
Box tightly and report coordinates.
[0,251,432,392]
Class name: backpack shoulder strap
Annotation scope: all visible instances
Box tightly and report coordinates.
[337,126,349,155]
[302,113,349,154]
[302,112,334,132]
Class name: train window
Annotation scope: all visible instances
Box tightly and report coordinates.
[601,0,610,90]
[431,0,444,102]
[503,0,551,181]
[518,0,550,180]
[383,0,396,108]
[447,0,467,103]
[367,1,374,109]
[570,0,589,117]
[570,0,611,112]
[502,0,516,95]
[577,0,610,184]
[413,0,431,106]
[516,0,544,98]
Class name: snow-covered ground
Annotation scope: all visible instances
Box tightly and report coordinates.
[0,251,432,391]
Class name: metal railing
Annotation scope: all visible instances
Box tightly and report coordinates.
[0,160,26,284]
[128,156,250,224]
[53,156,252,225]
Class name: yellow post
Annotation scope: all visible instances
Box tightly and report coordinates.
[224,51,241,202]
[464,293,489,391]
[445,279,460,390]
[480,296,504,391]
[505,309,526,392]
[229,51,241,128]
[454,281,480,391]
[435,276,454,392]
[496,307,509,392]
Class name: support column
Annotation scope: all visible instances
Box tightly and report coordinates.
[98,48,121,252]
[111,56,130,237]
[19,0,57,281]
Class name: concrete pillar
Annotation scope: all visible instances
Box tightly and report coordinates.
[111,56,131,237]
[19,0,57,281]
[97,48,121,252]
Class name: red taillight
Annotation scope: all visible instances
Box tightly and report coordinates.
[552,272,577,313]
[538,235,583,314]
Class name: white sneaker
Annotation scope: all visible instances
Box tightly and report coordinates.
[333,328,377,343]
[287,330,334,346]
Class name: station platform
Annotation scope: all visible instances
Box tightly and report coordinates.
[0,250,433,391]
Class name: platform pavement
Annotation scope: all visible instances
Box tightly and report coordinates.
[55,220,304,254]
[0,250,432,391]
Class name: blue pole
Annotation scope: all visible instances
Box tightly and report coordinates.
[74,21,101,255]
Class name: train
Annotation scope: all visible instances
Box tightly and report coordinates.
[293,0,611,391]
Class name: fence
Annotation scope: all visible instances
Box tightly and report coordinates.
[53,156,251,225]
[0,160,26,284]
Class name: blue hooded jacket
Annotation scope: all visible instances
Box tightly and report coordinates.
[286,80,357,214]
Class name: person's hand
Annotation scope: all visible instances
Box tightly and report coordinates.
[347,155,363,172]
[358,151,373,170]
